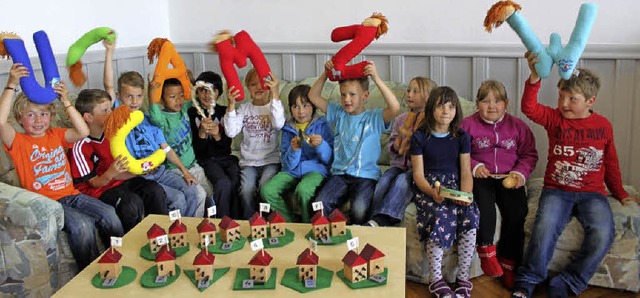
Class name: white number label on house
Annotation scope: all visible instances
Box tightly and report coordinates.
[347,237,359,251]
[169,210,181,221]
[250,238,264,251]
[312,202,323,211]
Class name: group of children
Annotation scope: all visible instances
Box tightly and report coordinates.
[1,38,637,298]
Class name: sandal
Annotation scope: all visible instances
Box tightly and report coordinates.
[428,278,454,298]
[454,279,473,298]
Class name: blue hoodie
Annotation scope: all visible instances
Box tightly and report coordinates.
[281,116,334,178]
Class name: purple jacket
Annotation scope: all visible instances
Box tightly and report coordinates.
[460,112,538,179]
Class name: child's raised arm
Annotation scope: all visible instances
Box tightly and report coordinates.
[308,62,331,113]
[59,81,90,143]
[103,39,116,103]
[0,63,28,148]
[365,62,399,123]
[525,51,540,84]
[264,72,285,130]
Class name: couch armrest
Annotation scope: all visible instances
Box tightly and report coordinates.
[0,182,64,233]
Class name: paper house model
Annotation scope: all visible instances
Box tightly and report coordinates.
[248,250,273,284]
[192,248,216,282]
[310,212,330,240]
[296,248,319,281]
[197,218,217,246]
[249,212,268,239]
[328,209,347,236]
[218,216,241,243]
[98,248,122,279]
[147,223,167,253]
[268,211,287,237]
[169,220,188,248]
[342,250,368,283]
[360,243,385,276]
[155,245,177,277]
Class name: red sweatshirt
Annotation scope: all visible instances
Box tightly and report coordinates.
[521,80,628,200]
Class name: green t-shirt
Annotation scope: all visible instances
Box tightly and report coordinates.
[148,101,196,169]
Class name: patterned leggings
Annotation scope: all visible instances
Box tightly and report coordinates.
[426,228,477,282]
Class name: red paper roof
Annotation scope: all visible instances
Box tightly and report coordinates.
[268,211,287,224]
[193,248,215,265]
[169,220,187,234]
[310,212,330,225]
[248,250,273,266]
[147,223,166,239]
[360,243,385,261]
[328,209,347,222]
[197,218,217,233]
[155,245,176,262]
[219,216,240,230]
[249,212,268,226]
[98,248,122,264]
[342,250,366,267]
[296,248,319,265]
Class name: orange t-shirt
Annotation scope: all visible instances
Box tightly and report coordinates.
[3,128,79,200]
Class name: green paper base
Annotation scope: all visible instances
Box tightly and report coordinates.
[139,243,190,260]
[198,234,247,254]
[305,228,352,245]
[248,229,295,249]
[336,268,388,289]
[91,266,137,289]
[232,268,277,290]
[184,267,230,292]
[140,264,181,288]
[281,266,333,293]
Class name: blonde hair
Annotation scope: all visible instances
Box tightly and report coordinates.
[243,68,272,100]
[557,68,600,99]
[410,76,438,101]
[117,71,145,93]
[476,80,509,105]
[13,93,56,122]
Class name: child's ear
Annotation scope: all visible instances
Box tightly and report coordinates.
[586,95,596,106]
[363,90,370,100]
[82,112,93,123]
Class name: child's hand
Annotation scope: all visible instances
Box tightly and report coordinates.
[8,63,29,87]
[107,155,130,177]
[264,72,279,99]
[363,61,379,81]
[54,81,69,102]
[102,39,115,51]
[198,117,214,137]
[147,73,161,102]
[474,165,491,178]
[525,51,540,84]
[431,181,445,204]
[227,86,240,111]
[324,60,334,71]
[510,172,525,188]
[621,196,640,206]
[182,171,198,186]
[290,136,301,151]
[308,134,323,147]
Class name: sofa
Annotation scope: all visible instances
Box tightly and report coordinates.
[1,77,639,296]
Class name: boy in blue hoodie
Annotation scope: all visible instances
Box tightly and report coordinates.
[260,85,334,222]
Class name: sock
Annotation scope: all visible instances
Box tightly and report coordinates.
[426,240,444,282]
[457,229,477,281]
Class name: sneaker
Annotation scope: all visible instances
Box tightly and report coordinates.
[365,219,379,227]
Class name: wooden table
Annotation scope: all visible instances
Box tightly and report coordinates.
[54,214,405,297]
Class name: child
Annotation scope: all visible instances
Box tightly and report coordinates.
[309,61,400,225]
[70,89,169,233]
[224,68,284,220]
[511,53,640,298]
[0,64,123,270]
[410,86,478,298]
[148,77,210,215]
[260,84,334,222]
[116,71,202,217]
[460,80,538,289]
[368,77,437,227]
[188,71,240,218]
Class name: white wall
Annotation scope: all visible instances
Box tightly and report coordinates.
[169,0,640,45]
[1,0,170,55]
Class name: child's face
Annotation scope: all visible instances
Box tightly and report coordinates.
[339,81,368,115]
[90,100,113,128]
[477,90,507,122]
[161,85,185,113]
[118,84,144,111]
[196,86,217,108]
[557,89,594,119]
[247,75,268,104]
[433,99,457,128]
[18,104,51,137]
[405,80,426,112]
[291,97,313,124]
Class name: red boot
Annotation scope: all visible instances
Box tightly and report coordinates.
[499,257,516,290]
[477,245,503,277]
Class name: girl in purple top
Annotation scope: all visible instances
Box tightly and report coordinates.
[460,80,538,289]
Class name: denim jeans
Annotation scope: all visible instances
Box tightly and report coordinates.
[516,188,614,295]
[171,164,209,217]
[144,165,201,217]
[371,167,413,223]
[315,174,376,225]
[240,164,280,219]
[58,194,123,270]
